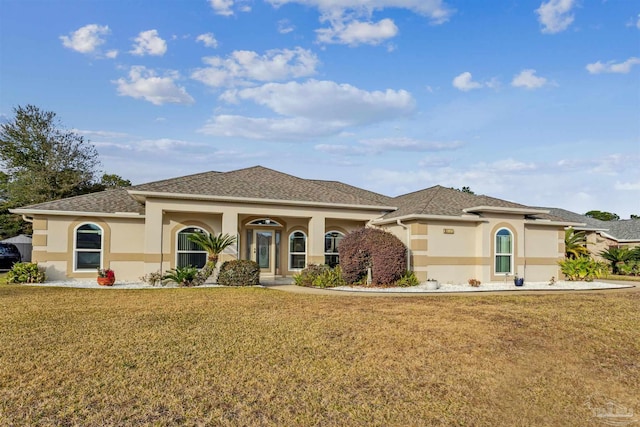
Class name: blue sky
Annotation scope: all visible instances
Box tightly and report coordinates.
[1,0,639,217]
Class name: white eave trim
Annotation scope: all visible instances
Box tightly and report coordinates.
[127,190,397,211]
[524,219,584,227]
[371,214,488,225]
[464,206,550,215]
[10,208,145,219]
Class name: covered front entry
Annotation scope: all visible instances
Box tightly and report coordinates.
[244,218,284,276]
[251,229,279,275]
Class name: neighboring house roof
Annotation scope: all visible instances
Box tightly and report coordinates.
[539,207,640,242]
[15,189,145,215]
[382,186,562,221]
[129,166,394,209]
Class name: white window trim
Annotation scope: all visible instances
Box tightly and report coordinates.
[288,231,307,271]
[324,230,344,264]
[494,227,514,275]
[73,223,103,272]
[176,226,209,269]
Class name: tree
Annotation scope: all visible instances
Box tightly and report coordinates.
[564,228,589,259]
[99,173,132,189]
[631,214,639,220]
[1,105,101,206]
[0,105,129,238]
[187,232,237,285]
[451,186,475,194]
[584,210,620,221]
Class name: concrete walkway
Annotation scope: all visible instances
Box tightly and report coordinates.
[263,280,638,297]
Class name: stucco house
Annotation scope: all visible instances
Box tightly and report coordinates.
[11,166,578,284]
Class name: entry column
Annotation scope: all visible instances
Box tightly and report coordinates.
[307,215,325,266]
[220,211,239,263]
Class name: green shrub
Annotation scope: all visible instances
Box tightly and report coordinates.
[162,266,199,287]
[559,257,608,281]
[293,264,330,287]
[7,262,46,284]
[293,264,345,288]
[395,271,419,287]
[217,260,260,286]
[339,227,407,286]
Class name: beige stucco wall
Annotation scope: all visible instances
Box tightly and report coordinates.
[379,214,564,285]
[30,214,146,281]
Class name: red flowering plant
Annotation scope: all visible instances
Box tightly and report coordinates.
[97,268,115,280]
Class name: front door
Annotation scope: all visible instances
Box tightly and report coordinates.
[253,230,274,275]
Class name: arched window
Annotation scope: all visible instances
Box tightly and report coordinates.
[75,223,102,270]
[495,228,513,275]
[324,231,344,267]
[289,231,306,270]
[177,227,208,269]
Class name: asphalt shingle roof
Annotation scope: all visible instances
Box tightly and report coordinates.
[130,166,394,207]
[539,207,640,241]
[383,185,557,220]
[18,189,145,214]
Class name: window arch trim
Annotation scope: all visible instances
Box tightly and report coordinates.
[73,222,104,272]
[494,227,514,275]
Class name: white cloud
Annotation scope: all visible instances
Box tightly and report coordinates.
[209,0,234,16]
[359,137,463,152]
[130,30,167,56]
[226,79,414,122]
[191,47,319,87]
[452,72,483,91]
[637,14,640,30]
[114,66,195,105]
[105,49,119,59]
[60,24,110,54]
[267,0,454,24]
[535,0,576,34]
[316,18,398,46]
[196,33,218,48]
[586,57,640,74]
[267,0,453,45]
[316,138,464,156]
[200,79,415,140]
[511,69,548,89]
[278,19,295,34]
[614,181,640,191]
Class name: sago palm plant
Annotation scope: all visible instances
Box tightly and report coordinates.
[564,228,589,259]
[188,232,237,285]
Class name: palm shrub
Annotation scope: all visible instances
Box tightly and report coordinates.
[188,232,237,285]
[339,227,407,286]
[558,257,608,281]
[7,262,45,284]
[217,260,260,286]
[599,247,632,275]
[395,271,419,287]
[162,266,199,287]
[564,228,589,259]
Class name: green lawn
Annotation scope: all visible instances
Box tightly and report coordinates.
[1,284,638,426]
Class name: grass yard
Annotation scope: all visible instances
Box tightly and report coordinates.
[0,284,638,426]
